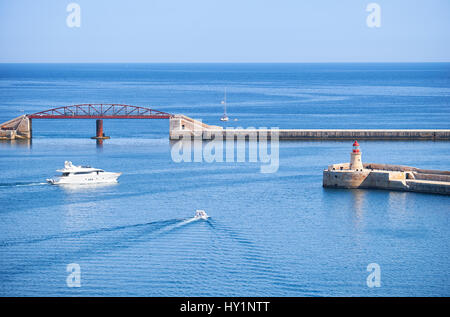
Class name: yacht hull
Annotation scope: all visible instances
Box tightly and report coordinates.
[47,172,121,185]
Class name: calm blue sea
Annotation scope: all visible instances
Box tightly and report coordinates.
[0,63,449,296]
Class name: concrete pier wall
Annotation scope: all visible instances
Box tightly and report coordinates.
[271,129,450,140]
[169,119,450,140]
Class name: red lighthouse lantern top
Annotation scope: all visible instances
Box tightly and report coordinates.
[352,140,360,153]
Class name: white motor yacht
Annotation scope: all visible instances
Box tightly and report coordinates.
[47,161,121,185]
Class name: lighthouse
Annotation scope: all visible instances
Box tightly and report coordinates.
[350,140,363,171]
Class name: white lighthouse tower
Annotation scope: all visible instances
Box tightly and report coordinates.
[350,140,363,171]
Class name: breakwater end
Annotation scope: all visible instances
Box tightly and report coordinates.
[323,141,450,195]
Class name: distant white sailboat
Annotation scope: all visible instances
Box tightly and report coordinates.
[220,88,229,121]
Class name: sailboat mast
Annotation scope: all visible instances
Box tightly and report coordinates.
[224,88,227,115]
[220,88,229,121]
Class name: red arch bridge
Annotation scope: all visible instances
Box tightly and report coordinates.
[0,104,219,142]
[24,104,173,140]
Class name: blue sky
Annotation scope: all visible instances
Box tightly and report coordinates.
[0,0,449,62]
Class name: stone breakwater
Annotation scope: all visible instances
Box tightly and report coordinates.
[323,141,450,195]
[168,115,450,140]
[323,163,450,195]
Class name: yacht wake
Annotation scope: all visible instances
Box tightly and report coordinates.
[0,182,47,187]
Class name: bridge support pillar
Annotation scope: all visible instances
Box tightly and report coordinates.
[91,119,110,143]
[96,119,103,138]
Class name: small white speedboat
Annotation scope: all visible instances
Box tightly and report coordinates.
[194,210,209,220]
[47,161,121,185]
